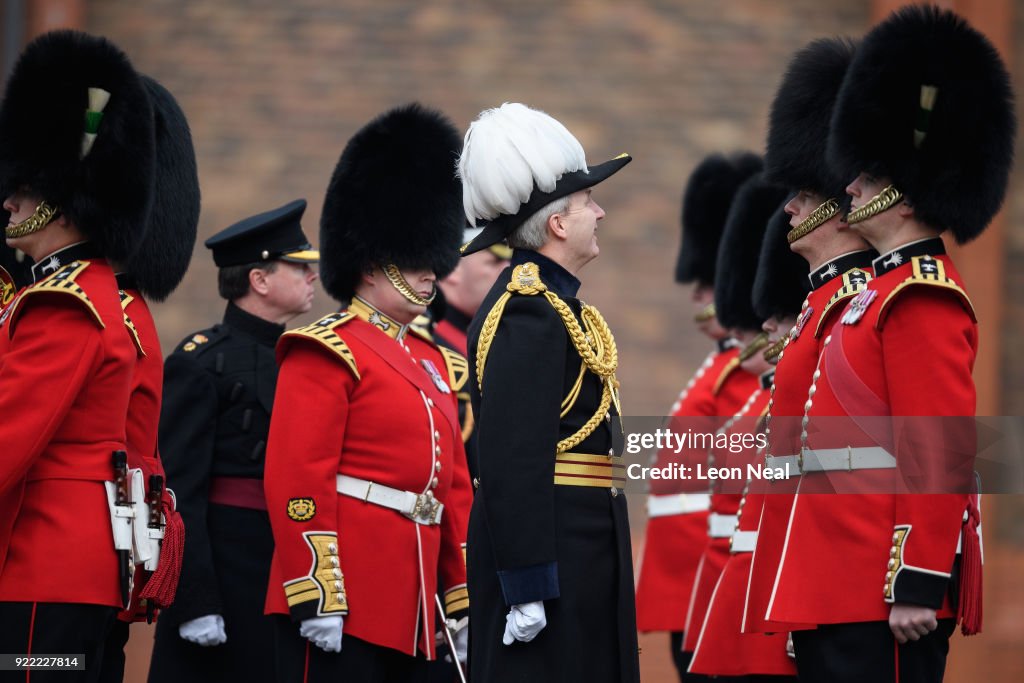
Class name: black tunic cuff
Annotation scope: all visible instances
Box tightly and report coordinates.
[497,562,559,606]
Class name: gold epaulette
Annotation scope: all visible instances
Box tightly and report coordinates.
[118,290,146,358]
[6,261,104,337]
[0,265,15,308]
[876,256,976,329]
[282,311,359,379]
[437,346,469,393]
[815,268,872,338]
[712,357,740,396]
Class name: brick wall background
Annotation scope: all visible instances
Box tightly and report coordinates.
[13,0,1023,679]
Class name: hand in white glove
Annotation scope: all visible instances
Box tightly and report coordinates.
[179,614,227,646]
[442,618,470,665]
[502,602,546,645]
[300,615,344,653]
[453,623,469,664]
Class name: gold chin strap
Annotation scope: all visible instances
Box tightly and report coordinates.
[762,336,787,363]
[737,332,770,363]
[787,198,841,244]
[846,185,903,225]
[5,201,59,239]
[694,303,716,323]
[383,264,436,306]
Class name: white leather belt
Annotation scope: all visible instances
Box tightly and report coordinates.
[708,513,738,538]
[765,454,800,472]
[730,530,758,553]
[646,493,711,518]
[800,446,896,472]
[336,474,443,526]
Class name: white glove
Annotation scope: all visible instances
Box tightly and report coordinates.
[300,615,344,653]
[502,602,546,645]
[443,618,469,665]
[179,614,227,646]
[453,623,469,664]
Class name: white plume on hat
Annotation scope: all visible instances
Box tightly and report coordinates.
[458,102,588,223]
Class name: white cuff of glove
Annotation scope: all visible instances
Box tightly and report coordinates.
[300,615,344,653]
[179,614,227,647]
[502,601,546,645]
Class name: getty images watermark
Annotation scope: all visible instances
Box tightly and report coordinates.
[622,428,793,482]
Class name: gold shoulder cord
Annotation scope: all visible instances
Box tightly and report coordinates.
[477,263,621,453]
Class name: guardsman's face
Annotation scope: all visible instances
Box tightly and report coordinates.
[441,249,509,316]
[559,189,605,266]
[762,314,797,344]
[691,283,728,340]
[784,190,825,227]
[362,266,437,324]
[4,189,45,251]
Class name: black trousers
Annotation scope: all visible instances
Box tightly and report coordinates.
[792,619,955,683]
[96,620,130,683]
[0,602,118,683]
[273,616,427,683]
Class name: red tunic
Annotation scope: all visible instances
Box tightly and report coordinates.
[689,482,795,676]
[0,258,135,607]
[769,249,976,627]
[745,263,871,634]
[682,374,764,653]
[634,343,739,632]
[264,306,472,658]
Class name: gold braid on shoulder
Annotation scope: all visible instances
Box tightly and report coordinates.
[476,263,621,453]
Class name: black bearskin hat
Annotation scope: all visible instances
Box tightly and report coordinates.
[0,30,155,262]
[753,205,811,322]
[320,103,463,302]
[765,37,857,201]
[125,76,199,301]
[676,152,763,285]
[827,5,1015,243]
[714,173,789,331]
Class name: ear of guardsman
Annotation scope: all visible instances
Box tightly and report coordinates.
[677,151,763,286]
[827,5,1014,244]
[0,30,155,263]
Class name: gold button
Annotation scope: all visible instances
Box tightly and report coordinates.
[327,543,337,554]
[431,477,439,488]
[330,557,340,568]
[334,581,343,591]
[610,487,618,497]
[336,594,345,603]
[435,461,442,472]
[888,559,896,569]
[333,568,342,579]
[472,478,480,489]
[435,445,442,455]
[608,448,615,456]
[434,430,441,440]
[427,398,434,407]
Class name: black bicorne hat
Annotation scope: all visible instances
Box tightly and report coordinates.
[676,152,763,285]
[827,5,1015,243]
[320,103,464,301]
[714,173,789,331]
[0,30,155,262]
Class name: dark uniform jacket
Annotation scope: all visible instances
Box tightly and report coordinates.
[149,302,283,683]
[466,250,640,683]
